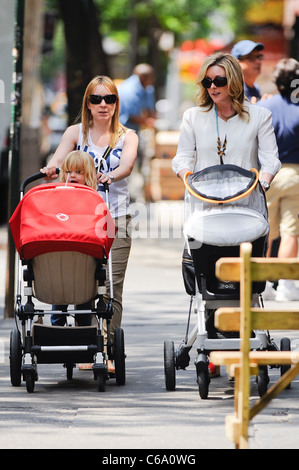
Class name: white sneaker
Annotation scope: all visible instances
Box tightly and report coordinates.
[276,280,299,302]
[262,281,277,300]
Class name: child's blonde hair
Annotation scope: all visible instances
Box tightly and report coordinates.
[59,150,97,190]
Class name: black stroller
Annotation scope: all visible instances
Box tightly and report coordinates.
[9,171,126,393]
[164,165,290,399]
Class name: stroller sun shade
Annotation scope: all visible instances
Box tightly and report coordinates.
[183,164,269,246]
[184,164,259,203]
[9,183,116,260]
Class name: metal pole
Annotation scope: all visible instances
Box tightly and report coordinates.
[5,0,25,318]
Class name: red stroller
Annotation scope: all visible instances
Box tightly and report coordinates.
[9,171,125,392]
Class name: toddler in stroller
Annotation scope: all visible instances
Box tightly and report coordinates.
[50,150,98,327]
[9,156,126,393]
[164,164,280,399]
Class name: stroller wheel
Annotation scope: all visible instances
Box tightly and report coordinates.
[114,328,126,386]
[197,369,209,399]
[280,337,291,389]
[164,340,176,391]
[10,329,22,387]
[65,362,74,380]
[25,371,35,393]
[256,365,269,397]
[97,372,106,392]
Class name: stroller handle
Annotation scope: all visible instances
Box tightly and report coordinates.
[20,168,60,194]
[184,167,260,204]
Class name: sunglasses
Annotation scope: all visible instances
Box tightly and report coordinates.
[201,76,228,89]
[89,94,118,105]
[239,54,264,62]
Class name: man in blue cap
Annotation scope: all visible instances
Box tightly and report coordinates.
[231,40,264,103]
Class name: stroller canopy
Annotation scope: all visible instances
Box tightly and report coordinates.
[183,164,269,246]
[9,183,116,260]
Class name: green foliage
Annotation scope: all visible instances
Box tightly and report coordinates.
[41,0,259,82]
[95,0,258,43]
[44,0,259,43]
[41,20,65,82]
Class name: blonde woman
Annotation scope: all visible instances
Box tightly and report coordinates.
[50,149,98,328]
[41,76,138,372]
[173,52,280,185]
[172,52,281,378]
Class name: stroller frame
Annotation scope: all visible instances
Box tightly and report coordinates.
[9,172,125,393]
[164,238,287,399]
[164,165,284,398]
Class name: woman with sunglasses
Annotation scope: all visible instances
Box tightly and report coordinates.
[41,76,138,373]
[173,51,280,190]
[172,52,281,378]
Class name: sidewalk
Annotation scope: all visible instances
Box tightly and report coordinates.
[1,213,299,449]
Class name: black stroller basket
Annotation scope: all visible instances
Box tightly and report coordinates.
[186,235,268,301]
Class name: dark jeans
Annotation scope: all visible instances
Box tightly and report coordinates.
[51,302,92,326]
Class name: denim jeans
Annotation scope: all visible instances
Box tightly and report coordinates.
[51,301,92,326]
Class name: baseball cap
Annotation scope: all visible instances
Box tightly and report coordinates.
[231,40,264,59]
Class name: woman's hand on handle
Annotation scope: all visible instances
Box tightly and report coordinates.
[40,166,59,181]
[97,171,114,185]
[177,168,191,182]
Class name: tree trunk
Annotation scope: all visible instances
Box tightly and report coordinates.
[58,0,109,124]
[20,0,44,182]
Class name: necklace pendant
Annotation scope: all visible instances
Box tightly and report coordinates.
[217,134,227,161]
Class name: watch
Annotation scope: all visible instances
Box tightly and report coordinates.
[109,175,114,182]
[260,180,270,191]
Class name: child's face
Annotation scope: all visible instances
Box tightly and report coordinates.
[66,169,86,185]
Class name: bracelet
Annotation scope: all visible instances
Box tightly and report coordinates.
[109,175,114,182]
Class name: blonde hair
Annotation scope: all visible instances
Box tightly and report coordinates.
[59,150,97,190]
[79,75,126,148]
[195,52,249,120]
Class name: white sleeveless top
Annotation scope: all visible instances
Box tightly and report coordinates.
[77,123,131,218]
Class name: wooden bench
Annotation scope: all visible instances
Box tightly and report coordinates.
[209,242,299,449]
